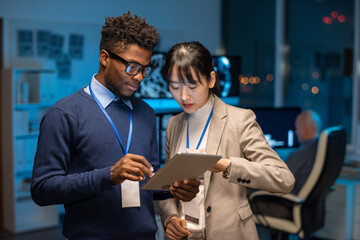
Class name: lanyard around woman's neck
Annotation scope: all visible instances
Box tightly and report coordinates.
[186,108,213,150]
[89,84,133,154]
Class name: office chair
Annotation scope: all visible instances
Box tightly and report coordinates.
[249,126,346,239]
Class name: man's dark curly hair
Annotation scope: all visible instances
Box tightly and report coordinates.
[100,11,160,52]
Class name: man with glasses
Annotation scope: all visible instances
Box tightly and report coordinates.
[31,12,200,240]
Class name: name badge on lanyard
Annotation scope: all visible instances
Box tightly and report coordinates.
[89,84,140,208]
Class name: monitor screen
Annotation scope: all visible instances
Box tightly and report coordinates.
[212,55,241,97]
[134,52,171,99]
[134,52,241,99]
[252,107,301,149]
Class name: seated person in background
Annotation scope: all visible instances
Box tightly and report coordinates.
[249,110,322,240]
[286,110,322,194]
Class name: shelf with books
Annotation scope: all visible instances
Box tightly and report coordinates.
[1,68,59,233]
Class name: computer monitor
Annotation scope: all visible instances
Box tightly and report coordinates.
[134,52,171,99]
[252,107,301,149]
[212,55,241,98]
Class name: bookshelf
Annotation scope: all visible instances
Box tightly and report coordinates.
[0,68,59,233]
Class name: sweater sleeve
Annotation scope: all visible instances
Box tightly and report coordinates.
[31,107,114,206]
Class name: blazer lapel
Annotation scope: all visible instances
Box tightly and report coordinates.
[204,96,227,196]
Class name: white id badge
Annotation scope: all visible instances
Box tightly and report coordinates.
[183,148,205,224]
[121,180,140,208]
[184,197,200,224]
[186,148,206,154]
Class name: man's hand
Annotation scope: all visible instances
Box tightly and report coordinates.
[170,179,200,202]
[110,153,154,184]
[165,216,191,240]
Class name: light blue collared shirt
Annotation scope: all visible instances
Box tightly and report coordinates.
[84,74,133,110]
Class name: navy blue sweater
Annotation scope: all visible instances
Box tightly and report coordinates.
[31,89,169,239]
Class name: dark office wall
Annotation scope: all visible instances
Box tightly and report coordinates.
[287,0,353,47]
[222,0,275,74]
[222,0,276,107]
[223,0,353,73]
[285,0,354,134]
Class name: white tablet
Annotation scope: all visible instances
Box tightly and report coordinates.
[141,153,222,190]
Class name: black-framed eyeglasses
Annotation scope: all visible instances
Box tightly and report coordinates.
[104,49,155,78]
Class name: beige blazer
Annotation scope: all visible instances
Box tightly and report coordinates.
[158,96,295,240]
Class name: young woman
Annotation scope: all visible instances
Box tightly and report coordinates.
[158,41,295,240]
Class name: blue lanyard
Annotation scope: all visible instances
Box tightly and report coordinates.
[187,108,213,150]
[89,84,133,154]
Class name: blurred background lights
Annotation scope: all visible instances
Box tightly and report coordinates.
[241,76,249,85]
[266,73,274,81]
[323,10,345,24]
[249,76,260,84]
[322,16,333,24]
[338,15,346,23]
[302,83,309,91]
[249,77,256,84]
[311,86,319,94]
[239,74,261,85]
[312,71,320,79]
[331,11,338,18]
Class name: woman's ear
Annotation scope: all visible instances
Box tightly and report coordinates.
[99,49,110,67]
[209,71,216,89]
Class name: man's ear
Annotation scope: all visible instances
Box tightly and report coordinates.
[99,49,110,67]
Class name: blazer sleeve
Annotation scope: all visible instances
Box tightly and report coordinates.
[226,109,295,194]
[158,116,180,226]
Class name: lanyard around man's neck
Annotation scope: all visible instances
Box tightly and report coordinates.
[89,84,133,154]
